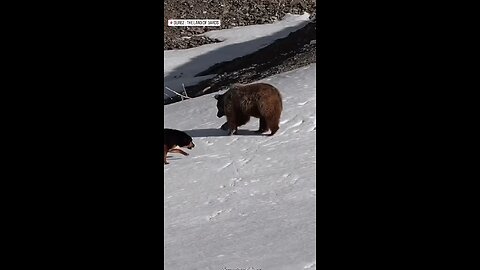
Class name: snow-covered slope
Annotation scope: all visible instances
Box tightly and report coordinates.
[164,64,316,270]
[164,13,310,99]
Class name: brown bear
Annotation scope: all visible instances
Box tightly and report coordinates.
[214,83,283,136]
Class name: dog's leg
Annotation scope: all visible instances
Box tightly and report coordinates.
[164,145,169,164]
[169,148,189,156]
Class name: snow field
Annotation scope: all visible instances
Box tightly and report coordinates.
[164,64,316,270]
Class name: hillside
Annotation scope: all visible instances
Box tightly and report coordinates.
[164,13,315,104]
[164,0,316,50]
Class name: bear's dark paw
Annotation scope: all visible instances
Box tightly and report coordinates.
[220,122,229,130]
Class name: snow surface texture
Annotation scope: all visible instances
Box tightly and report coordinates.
[164,64,316,270]
[164,13,310,99]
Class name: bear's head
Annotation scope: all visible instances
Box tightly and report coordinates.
[214,93,225,118]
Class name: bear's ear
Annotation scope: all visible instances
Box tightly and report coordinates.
[214,94,220,100]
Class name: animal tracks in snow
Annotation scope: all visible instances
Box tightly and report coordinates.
[216,192,235,203]
[225,137,238,146]
[297,98,315,106]
[276,117,313,136]
[297,100,309,106]
[290,119,304,128]
[207,208,232,221]
[217,161,233,172]
[193,154,222,159]
[237,157,252,166]
[280,173,300,185]
[229,177,243,187]
[304,261,316,269]
[291,175,300,185]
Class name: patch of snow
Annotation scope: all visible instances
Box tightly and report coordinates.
[164,64,316,269]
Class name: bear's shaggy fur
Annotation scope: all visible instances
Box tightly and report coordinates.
[215,83,283,136]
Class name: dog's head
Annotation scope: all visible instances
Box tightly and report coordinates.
[177,133,195,149]
[214,93,225,118]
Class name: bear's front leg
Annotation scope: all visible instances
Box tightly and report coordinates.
[220,122,229,130]
[227,124,238,135]
[221,122,237,135]
[225,116,238,135]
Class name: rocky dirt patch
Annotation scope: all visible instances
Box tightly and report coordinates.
[164,0,316,50]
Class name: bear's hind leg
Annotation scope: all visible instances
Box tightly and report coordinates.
[256,117,268,133]
[266,117,280,136]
